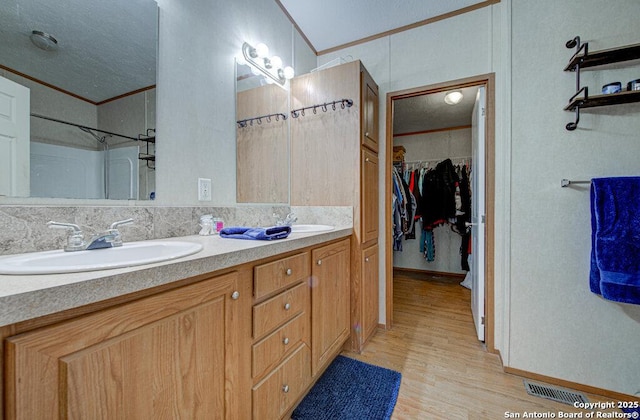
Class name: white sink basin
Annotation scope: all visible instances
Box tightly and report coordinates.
[0,241,203,275]
[290,224,335,233]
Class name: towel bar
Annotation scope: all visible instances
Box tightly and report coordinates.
[561,179,590,187]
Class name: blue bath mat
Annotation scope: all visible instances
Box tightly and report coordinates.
[292,355,402,420]
[621,406,639,417]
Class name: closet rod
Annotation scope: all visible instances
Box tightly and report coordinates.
[402,156,472,165]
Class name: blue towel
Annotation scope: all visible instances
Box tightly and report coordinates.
[590,177,640,305]
[219,226,291,241]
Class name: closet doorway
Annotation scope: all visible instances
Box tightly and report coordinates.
[384,74,495,351]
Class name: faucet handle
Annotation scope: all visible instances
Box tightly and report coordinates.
[109,218,134,230]
[47,221,86,251]
[47,221,82,233]
[106,219,133,247]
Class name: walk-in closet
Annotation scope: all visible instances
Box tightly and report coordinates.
[392,86,479,286]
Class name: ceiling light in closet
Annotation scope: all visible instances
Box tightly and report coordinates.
[444,91,463,105]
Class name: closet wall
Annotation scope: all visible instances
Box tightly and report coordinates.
[393,127,471,275]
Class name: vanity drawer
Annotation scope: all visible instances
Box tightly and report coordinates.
[254,252,310,300]
[252,312,309,379]
[253,282,308,340]
[252,343,311,420]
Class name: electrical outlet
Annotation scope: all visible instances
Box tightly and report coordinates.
[198,178,212,201]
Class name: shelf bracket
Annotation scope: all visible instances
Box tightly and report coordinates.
[566,86,587,130]
[565,36,587,130]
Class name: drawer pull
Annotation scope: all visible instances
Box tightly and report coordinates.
[282,385,289,393]
[284,302,291,311]
[231,291,240,300]
[286,268,293,276]
[317,259,322,266]
[283,337,290,345]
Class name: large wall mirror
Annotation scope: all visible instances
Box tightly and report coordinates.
[235,61,290,204]
[0,0,158,201]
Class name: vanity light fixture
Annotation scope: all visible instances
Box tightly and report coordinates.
[242,42,294,86]
[444,90,463,105]
[30,30,58,51]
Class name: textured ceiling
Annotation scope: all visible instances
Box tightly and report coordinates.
[278,0,487,53]
[393,87,479,135]
[0,0,157,103]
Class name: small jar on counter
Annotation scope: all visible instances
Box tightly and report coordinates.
[213,217,224,234]
[199,214,214,236]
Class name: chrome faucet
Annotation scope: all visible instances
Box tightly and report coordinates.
[48,218,134,251]
[273,212,297,226]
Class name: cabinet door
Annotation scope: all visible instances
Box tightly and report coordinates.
[362,243,379,346]
[361,69,379,153]
[311,239,350,376]
[5,273,245,420]
[361,148,379,243]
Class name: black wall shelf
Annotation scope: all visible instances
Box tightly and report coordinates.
[564,36,640,130]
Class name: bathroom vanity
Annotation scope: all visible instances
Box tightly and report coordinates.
[0,228,351,419]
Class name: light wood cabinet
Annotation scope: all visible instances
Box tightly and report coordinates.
[290,60,380,353]
[251,252,312,419]
[361,69,379,153]
[362,148,379,244]
[4,272,249,420]
[2,237,353,420]
[252,343,311,420]
[310,238,351,376]
[362,243,380,345]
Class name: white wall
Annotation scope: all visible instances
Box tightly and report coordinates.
[319,0,640,396]
[509,0,640,396]
[154,0,314,205]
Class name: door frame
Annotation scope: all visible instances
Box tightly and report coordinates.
[384,73,496,352]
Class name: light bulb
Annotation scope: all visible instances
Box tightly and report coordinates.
[282,66,295,80]
[444,91,463,105]
[255,43,269,58]
[270,56,283,69]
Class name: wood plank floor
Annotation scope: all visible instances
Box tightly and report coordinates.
[341,271,623,419]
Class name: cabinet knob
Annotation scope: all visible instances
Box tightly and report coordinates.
[365,158,370,162]
[365,132,370,137]
[231,291,239,300]
[317,259,322,265]
[282,384,290,393]
[365,257,370,262]
[283,337,289,345]
[284,302,291,310]
[286,268,293,276]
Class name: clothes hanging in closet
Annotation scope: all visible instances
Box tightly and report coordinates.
[392,166,416,251]
[393,158,472,271]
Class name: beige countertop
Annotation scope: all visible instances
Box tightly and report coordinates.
[0,226,352,327]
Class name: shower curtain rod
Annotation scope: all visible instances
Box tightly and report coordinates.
[30,113,139,141]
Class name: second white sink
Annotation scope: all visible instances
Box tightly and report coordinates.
[290,224,335,233]
[0,241,203,275]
